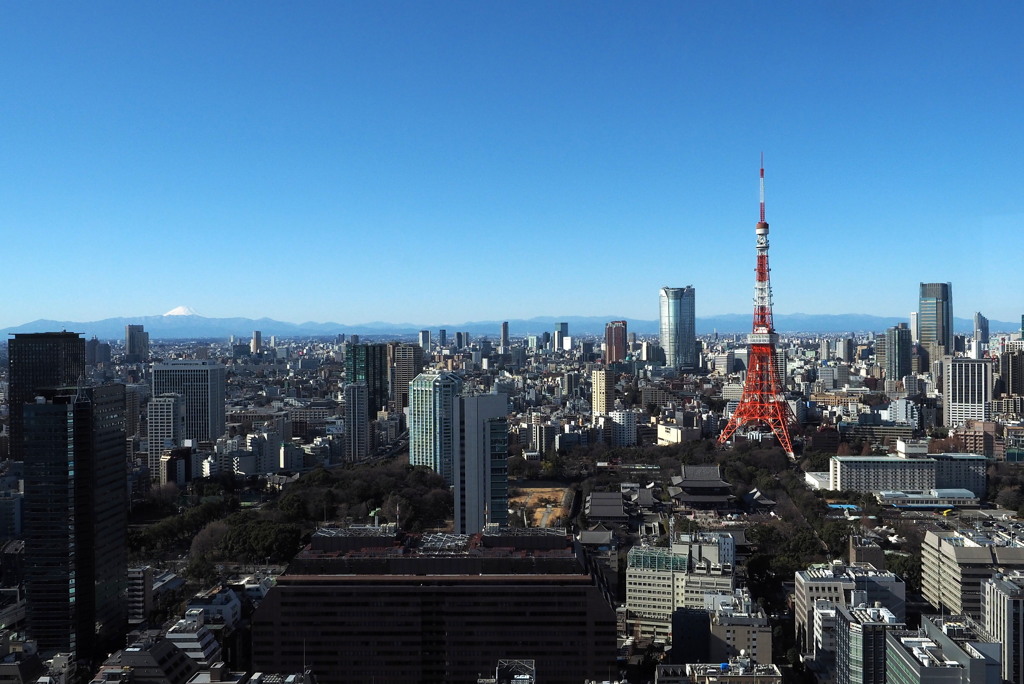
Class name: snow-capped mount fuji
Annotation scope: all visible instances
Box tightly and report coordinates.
[164,305,201,316]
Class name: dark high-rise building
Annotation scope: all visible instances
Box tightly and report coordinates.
[23,384,127,661]
[8,332,86,461]
[86,336,100,365]
[974,311,989,346]
[96,341,112,365]
[391,343,424,410]
[884,323,912,381]
[344,344,389,413]
[252,528,616,684]
[919,283,953,358]
[438,329,447,347]
[553,322,568,352]
[604,320,627,364]
[500,321,510,348]
[1001,350,1024,397]
[124,324,150,363]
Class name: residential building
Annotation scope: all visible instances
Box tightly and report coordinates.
[660,286,697,370]
[409,371,463,484]
[152,360,226,443]
[605,320,627,364]
[591,369,615,416]
[391,343,424,410]
[344,382,370,463]
[609,409,637,447]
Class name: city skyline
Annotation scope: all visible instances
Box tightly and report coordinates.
[3,4,1023,326]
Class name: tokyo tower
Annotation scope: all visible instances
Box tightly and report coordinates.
[717,161,796,457]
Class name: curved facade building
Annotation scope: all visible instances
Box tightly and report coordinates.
[660,286,697,369]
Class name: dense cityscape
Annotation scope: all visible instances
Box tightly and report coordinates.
[2,169,1024,684]
[4,4,1023,684]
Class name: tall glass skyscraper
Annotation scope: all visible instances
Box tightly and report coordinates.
[409,371,464,484]
[659,286,696,369]
[7,332,85,460]
[24,384,127,660]
[884,323,913,381]
[919,282,953,358]
[344,343,389,413]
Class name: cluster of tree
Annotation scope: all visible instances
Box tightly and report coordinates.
[886,552,922,593]
[220,514,303,562]
[989,462,1024,515]
[129,496,238,556]
[183,511,303,586]
[274,461,452,532]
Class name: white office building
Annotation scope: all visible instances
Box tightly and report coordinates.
[943,357,994,428]
[152,360,226,443]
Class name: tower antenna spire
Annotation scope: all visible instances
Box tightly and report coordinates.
[759,153,765,223]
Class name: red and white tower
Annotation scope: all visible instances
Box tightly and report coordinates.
[718,161,796,457]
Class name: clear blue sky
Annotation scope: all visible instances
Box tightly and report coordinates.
[2,3,1022,327]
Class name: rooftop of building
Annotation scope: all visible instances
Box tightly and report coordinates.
[889,634,964,670]
[288,526,586,577]
[930,528,1024,549]
[877,489,978,499]
[797,561,900,582]
[832,455,936,463]
[985,571,1024,594]
[847,603,902,625]
[685,657,781,678]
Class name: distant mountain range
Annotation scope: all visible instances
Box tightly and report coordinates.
[0,311,1016,340]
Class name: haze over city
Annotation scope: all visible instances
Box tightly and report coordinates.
[3,3,1023,328]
